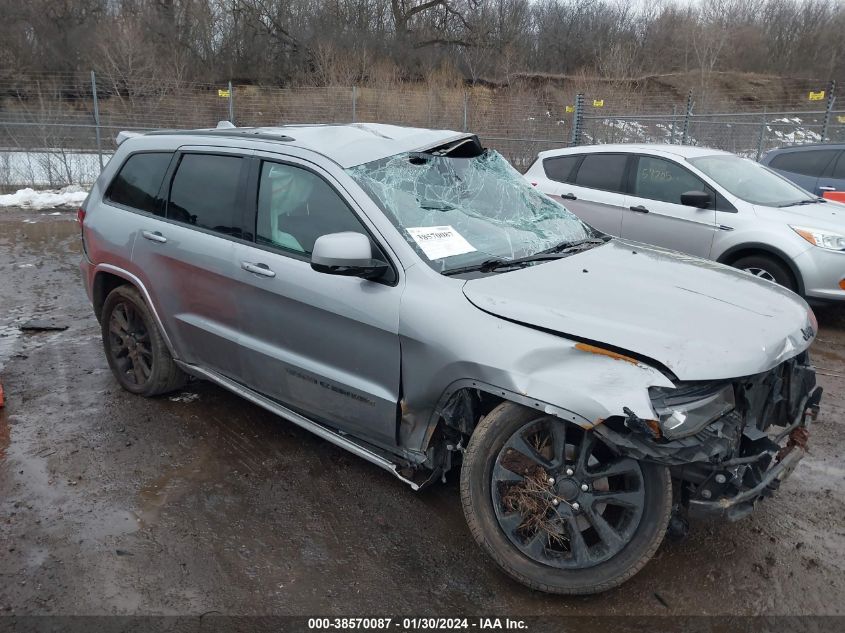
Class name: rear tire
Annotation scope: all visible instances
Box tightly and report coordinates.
[460,402,671,595]
[101,285,186,397]
[732,254,796,291]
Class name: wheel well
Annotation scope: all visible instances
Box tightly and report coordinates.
[718,247,803,294]
[92,272,131,322]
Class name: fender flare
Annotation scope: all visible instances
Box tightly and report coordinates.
[716,242,805,295]
[418,378,595,452]
[93,263,179,358]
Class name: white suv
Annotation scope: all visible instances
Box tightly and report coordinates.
[525,144,845,302]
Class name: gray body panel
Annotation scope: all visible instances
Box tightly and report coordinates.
[82,129,817,468]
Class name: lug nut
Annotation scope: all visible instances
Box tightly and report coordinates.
[571,502,580,511]
[548,477,555,484]
[715,474,727,484]
[580,483,589,492]
[701,489,712,499]
[565,468,574,476]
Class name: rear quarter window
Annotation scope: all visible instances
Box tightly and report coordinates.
[106,152,173,215]
[768,150,838,177]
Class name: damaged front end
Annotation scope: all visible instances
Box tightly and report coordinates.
[595,351,822,521]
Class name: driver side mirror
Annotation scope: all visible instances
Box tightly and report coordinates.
[680,190,713,209]
[310,232,389,281]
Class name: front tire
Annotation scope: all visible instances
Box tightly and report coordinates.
[460,402,671,595]
[101,285,186,397]
[732,254,796,292]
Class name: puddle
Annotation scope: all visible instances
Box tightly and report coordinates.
[0,321,23,372]
[135,445,219,527]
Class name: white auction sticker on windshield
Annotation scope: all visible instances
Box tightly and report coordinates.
[406,225,476,260]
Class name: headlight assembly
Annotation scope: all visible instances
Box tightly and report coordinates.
[649,383,736,440]
[790,225,845,251]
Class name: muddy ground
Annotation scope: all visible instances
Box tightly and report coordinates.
[0,208,843,617]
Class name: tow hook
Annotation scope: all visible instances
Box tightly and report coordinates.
[777,426,809,462]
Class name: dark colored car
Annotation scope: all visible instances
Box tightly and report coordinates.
[761,144,845,198]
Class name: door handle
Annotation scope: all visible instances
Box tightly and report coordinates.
[142,230,167,243]
[629,205,650,213]
[819,186,836,192]
[560,192,578,200]
[241,261,276,278]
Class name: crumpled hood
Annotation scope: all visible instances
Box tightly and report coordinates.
[462,240,814,381]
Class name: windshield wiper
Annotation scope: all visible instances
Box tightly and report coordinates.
[778,198,827,208]
[540,236,610,254]
[443,237,610,276]
[442,253,569,276]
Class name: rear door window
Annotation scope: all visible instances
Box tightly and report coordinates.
[573,154,628,192]
[831,152,845,179]
[769,150,838,177]
[543,155,581,183]
[107,152,172,215]
[167,154,244,237]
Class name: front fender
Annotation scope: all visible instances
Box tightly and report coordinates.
[397,269,674,453]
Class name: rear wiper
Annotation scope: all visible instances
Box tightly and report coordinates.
[443,253,567,276]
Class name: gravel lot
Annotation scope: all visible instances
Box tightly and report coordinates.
[1,208,843,617]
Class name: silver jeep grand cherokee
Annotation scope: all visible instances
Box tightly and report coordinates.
[80,123,822,595]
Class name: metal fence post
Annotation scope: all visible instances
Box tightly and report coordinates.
[462,92,468,132]
[755,107,768,161]
[351,86,357,123]
[669,105,677,144]
[227,80,234,124]
[570,94,584,146]
[681,90,693,145]
[822,80,836,142]
[90,70,103,171]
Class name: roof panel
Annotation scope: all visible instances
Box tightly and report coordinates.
[138,123,470,167]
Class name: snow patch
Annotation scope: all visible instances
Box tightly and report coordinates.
[0,185,89,210]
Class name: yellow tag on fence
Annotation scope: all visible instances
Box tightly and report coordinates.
[838,115,845,124]
[565,105,575,113]
[218,89,230,98]
[593,99,605,107]
[808,91,825,101]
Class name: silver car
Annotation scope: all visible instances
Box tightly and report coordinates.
[80,124,821,594]
[525,144,845,302]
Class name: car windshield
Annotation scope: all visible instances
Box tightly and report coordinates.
[347,149,595,273]
[688,154,816,207]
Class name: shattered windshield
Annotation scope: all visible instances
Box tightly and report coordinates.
[347,150,595,273]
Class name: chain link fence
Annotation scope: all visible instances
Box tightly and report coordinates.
[0,71,841,188]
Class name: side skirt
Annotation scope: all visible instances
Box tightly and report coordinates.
[175,361,423,490]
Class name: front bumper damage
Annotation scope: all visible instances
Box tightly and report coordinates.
[595,352,822,522]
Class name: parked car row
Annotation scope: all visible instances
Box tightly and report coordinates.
[80,123,822,596]
[525,143,845,303]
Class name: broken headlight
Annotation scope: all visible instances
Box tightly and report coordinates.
[649,383,736,440]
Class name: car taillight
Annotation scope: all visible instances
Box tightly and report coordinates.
[77,207,86,226]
